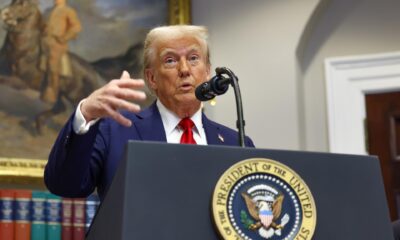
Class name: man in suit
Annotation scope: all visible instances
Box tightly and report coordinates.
[44,25,254,200]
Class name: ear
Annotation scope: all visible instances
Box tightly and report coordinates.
[145,68,157,91]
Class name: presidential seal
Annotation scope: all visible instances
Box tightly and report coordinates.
[212,158,316,240]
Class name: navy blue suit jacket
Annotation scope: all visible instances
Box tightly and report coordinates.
[45,103,254,200]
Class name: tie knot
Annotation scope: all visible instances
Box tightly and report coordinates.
[179,118,194,131]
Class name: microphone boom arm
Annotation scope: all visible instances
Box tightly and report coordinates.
[215,67,246,147]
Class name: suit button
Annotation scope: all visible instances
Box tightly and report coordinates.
[64,135,70,147]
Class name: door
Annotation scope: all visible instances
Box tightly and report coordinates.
[366,90,400,220]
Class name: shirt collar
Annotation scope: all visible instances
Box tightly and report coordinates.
[156,100,203,135]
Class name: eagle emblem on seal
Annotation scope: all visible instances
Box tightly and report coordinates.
[241,184,290,239]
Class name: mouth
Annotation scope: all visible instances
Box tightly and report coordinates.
[179,82,194,92]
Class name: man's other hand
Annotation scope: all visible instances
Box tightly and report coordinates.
[80,71,147,127]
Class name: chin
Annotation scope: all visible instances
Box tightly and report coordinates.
[177,95,200,105]
[177,92,196,100]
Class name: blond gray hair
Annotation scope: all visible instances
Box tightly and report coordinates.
[143,25,210,80]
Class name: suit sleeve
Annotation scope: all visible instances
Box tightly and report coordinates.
[44,112,106,198]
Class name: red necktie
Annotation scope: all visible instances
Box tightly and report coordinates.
[179,118,197,144]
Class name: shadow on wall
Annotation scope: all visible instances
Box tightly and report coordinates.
[295,0,363,72]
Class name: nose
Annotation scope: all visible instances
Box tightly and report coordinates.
[178,58,190,78]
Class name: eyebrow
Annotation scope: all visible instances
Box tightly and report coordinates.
[159,45,202,58]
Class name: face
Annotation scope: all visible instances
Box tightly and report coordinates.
[145,36,210,116]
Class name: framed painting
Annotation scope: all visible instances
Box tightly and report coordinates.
[0,0,191,185]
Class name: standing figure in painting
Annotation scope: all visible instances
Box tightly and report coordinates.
[40,0,82,104]
[0,0,104,134]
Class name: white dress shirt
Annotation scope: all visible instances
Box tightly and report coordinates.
[72,99,208,145]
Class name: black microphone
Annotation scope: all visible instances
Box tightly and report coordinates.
[196,66,246,146]
[195,68,231,101]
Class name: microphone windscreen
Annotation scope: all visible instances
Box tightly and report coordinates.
[195,82,215,101]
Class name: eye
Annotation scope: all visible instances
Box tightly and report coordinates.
[188,54,200,64]
[189,54,200,65]
[164,57,177,67]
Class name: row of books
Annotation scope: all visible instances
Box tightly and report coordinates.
[0,189,100,240]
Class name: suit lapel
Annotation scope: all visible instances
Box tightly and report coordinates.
[134,103,167,142]
[133,104,227,145]
[203,114,225,145]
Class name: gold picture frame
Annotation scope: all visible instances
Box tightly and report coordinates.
[0,0,191,186]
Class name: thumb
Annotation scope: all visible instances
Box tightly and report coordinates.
[120,70,130,79]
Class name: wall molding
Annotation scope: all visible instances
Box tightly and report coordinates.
[325,51,400,154]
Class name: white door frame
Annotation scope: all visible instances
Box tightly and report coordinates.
[325,51,400,155]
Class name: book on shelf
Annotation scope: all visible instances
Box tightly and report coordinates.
[15,190,32,240]
[61,198,73,240]
[72,198,86,240]
[0,189,14,240]
[85,194,100,233]
[0,189,101,240]
[46,193,62,240]
[31,191,46,240]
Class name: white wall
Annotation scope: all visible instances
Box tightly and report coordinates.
[301,0,400,152]
[193,0,400,152]
[192,0,319,150]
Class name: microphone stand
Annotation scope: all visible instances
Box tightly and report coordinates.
[215,67,246,147]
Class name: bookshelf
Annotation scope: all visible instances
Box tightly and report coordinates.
[0,189,100,240]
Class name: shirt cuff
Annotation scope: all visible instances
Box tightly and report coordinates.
[73,99,100,134]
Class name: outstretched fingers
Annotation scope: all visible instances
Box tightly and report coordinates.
[112,78,145,88]
[112,86,146,102]
[100,95,142,113]
[99,101,133,127]
[80,71,147,124]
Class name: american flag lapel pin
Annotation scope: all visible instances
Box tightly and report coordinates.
[218,134,224,142]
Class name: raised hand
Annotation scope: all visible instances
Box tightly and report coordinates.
[80,71,147,127]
